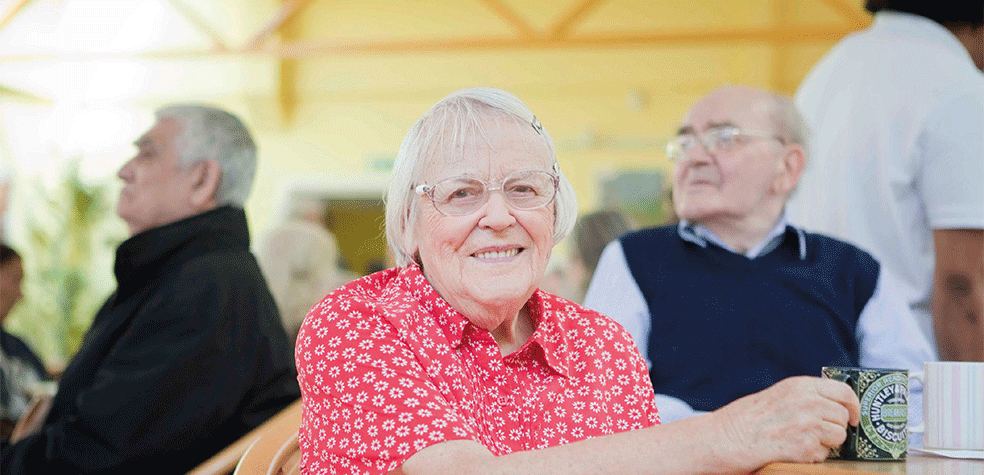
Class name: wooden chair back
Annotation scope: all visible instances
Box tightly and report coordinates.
[187,398,302,475]
[233,410,302,475]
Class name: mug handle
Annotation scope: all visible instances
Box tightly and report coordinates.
[908,371,924,434]
[827,372,853,385]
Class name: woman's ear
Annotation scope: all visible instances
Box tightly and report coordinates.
[189,159,221,210]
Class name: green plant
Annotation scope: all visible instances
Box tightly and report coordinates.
[5,159,122,365]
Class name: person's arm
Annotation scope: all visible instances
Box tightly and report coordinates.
[395,376,860,475]
[918,91,984,361]
[583,241,651,365]
[931,229,984,361]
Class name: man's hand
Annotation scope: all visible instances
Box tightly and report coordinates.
[10,394,54,443]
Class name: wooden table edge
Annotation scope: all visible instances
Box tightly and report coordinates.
[755,462,887,475]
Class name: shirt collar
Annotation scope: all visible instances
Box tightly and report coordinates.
[398,265,471,347]
[519,291,571,377]
[872,11,975,64]
[678,211,807,260]
[398,264,570,377]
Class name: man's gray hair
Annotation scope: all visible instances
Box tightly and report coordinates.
[155,104,257,207]
[385,87,578,268]
[767,91,810,151]
[764,91,811,196]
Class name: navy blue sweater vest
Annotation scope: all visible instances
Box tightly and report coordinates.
[620,225,879,412]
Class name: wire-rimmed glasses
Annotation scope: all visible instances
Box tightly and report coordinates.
[415,165,560,216]
[665,125,785,162]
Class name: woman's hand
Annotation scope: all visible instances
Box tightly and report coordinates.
[709,376,860,470]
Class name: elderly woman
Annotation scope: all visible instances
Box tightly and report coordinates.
[295,88,860,475]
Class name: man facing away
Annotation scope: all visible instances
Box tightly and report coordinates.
[584,86,935,424]
[1,105,300,474]
[788,1,984,360]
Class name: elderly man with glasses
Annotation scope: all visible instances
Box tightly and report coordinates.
[584,85,936,427]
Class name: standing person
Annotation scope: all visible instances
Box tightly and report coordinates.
[584,86,934,423]
[788,1,984,360]
[2,105,300,474]
[295,87,863,475]
[0,244,52,444]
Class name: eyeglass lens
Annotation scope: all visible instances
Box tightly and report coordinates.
[666,127,741,161]
[431,170,556,216]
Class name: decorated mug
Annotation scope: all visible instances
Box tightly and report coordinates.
[822,366,909,461]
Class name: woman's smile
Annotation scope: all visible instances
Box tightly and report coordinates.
[472,246,523,261]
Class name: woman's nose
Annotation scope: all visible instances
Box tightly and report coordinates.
[477,192,516,230]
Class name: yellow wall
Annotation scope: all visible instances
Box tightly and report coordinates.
[223,0,870,237]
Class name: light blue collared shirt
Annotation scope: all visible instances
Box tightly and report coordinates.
[677,213,805,260]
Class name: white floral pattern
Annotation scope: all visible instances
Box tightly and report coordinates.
[296,265,660,475]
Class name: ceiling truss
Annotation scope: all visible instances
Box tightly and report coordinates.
[0,0,870,61]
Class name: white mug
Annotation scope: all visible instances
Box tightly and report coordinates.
[909,361,984,450]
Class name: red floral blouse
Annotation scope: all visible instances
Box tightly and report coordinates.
[295,265,659,475]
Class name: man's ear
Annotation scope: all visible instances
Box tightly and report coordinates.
[772,144,805,195]
[189,159,221,210]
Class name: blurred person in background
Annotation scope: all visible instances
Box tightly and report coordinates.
[259,220,355,342]
[585,86,934,424]
[539,210,633,304]
[2,104,299,474]
[568,209,633,303]
[0,243,52,445]
[788,0,984,360]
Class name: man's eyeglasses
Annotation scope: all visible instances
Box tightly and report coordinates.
[415,164,560,216]
[665,126,785,162]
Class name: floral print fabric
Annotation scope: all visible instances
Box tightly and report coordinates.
[296,265,659,475]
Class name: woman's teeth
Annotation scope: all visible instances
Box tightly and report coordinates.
[474,249,519,259]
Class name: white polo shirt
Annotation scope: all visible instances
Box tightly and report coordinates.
[788,11,984,342]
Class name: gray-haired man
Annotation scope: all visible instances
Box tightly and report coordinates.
[2,105,299,474]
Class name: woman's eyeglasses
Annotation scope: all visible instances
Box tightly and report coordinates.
[415,165,560,216]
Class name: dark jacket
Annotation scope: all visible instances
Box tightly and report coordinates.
[2,206,300,474]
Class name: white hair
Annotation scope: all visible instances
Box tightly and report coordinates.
[385,87,578,267]
[155,104,257,207]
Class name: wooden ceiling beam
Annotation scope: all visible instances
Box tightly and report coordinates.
[245,0,315,51]
[0,25,859,61]
[0,0,36,32]
[481,0,536,39]
[549,0,606,39]
[165,0,229,51]
[274,25,859,56]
